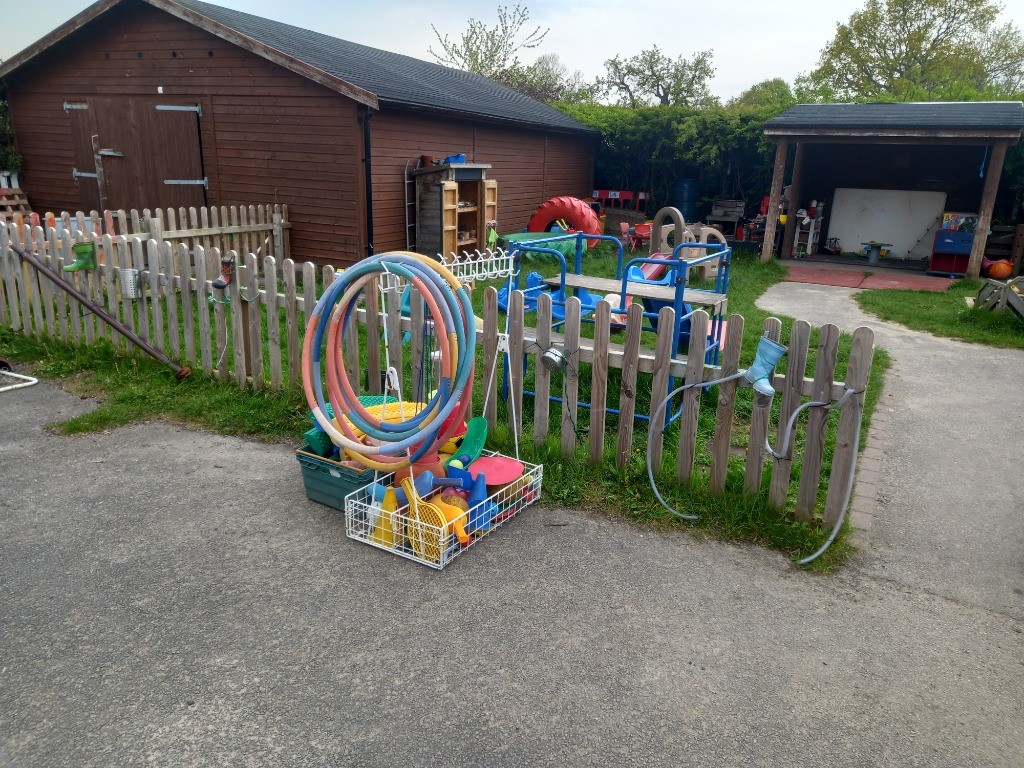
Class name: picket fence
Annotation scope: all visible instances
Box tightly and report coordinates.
[1,223,874,522]
[5,205,291,283]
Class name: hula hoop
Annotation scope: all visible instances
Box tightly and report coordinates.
[302,252,475,472]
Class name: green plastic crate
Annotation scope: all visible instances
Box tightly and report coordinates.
[296,446,374,510]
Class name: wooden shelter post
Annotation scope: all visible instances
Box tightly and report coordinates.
[780,142,805,259]
[761,138,789,261]
[967,140,1009,279]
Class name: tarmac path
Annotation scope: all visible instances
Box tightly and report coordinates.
[1,282,1021,766]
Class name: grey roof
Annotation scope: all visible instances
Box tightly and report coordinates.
[765,102,1024,133]
[173,0,593,135]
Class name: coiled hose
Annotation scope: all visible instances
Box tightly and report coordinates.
[646,372,863,565]
[301,252,475,472]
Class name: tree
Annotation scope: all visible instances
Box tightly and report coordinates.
[502,54,602,103]
[429,3,548,80]
[601,46,717,108]
[804,0,1024,101]
[0,97,22,174]
[728,78,798,111]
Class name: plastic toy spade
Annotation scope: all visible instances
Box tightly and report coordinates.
[743,336,787,396]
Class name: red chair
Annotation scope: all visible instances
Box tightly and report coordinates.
[630,222,652,251]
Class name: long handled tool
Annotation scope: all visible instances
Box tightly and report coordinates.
[9,240,190,379]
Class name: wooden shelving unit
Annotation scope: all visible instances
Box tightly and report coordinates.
[413,163,497,258]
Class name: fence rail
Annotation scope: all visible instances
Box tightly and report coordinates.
[1,223,875,523]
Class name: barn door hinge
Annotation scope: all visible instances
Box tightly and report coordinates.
[72,168,99,180]
[155,104,202,116]
[63,102,88,111]
[98,149,124,157]
[164,177,209,189]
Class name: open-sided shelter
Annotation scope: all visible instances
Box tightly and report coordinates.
[0,0,597,266]
[759,102,1023,278]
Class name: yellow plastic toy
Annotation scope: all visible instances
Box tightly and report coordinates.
[372,487,400,548]
[433,493,471,546]
[400,477,447,564]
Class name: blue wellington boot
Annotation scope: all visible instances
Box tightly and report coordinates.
[744,336,787,396]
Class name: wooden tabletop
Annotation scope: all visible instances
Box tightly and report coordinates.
[542,273,727,309]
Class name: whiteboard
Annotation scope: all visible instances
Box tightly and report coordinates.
[828,188,947,260]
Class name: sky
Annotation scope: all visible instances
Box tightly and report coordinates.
[1,0,1022,99]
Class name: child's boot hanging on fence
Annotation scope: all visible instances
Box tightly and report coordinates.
[212,255,235,289]
[63,242,96,272]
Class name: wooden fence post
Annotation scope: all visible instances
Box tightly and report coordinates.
[508,289,525,440]
[194,246,213,375]
[246,252,263,387]
[795,323,841,520]
[283,259,300,386]
[146,239,163,353]
[365,276,381,395]
[676,310,710,482]
[265,255,283,389]
[409,290,425,400]
[615,302,644,470]
[646,305,677,474]
[560,296,582,458]
[483,286,498,431]
[709,314,744,494]
[229,251,248,387]
[767,319,811,510]
[162,240,180,360]
[180,243,196,364]
[825,326,875,526]
[588,299,612,465]
[385,273,403,380]
[47,226,68,343]
[533,292,553,448]
[100,234,118,347]
[36,227,56,338]
[0,225,21,332]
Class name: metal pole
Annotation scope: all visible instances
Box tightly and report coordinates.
[9,240,190,379]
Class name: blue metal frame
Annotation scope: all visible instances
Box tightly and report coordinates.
[499,231,732,427]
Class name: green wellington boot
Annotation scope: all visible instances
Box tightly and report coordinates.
[63,242,97,272]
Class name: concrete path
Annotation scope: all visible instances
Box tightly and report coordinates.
[757,282,1024,620]
[2,288,1022,766]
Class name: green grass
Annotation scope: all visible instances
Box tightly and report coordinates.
[0,327,311,438]
[855,279,1024,350]
[1,242,890,570]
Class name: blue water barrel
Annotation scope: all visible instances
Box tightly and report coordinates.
[671,178,701,222]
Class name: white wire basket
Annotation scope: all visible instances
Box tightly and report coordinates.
[344,451,543,569]
[438,247,515,282]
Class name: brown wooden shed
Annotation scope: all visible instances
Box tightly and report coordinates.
[0,0,597,266]
[759,102,1023,279]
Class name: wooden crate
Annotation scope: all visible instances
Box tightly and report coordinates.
[0,188,30,220]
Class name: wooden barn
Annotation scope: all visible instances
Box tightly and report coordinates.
[0,0,597,266]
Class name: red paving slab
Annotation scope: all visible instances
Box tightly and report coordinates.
[859,272,952,291]
[784,264,865,288]
[784,263,953,292]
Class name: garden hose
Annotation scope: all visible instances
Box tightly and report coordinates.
[645,337,864,565]
[646,370,747,521]
[301,252,475,472]
[765,388,863,565]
